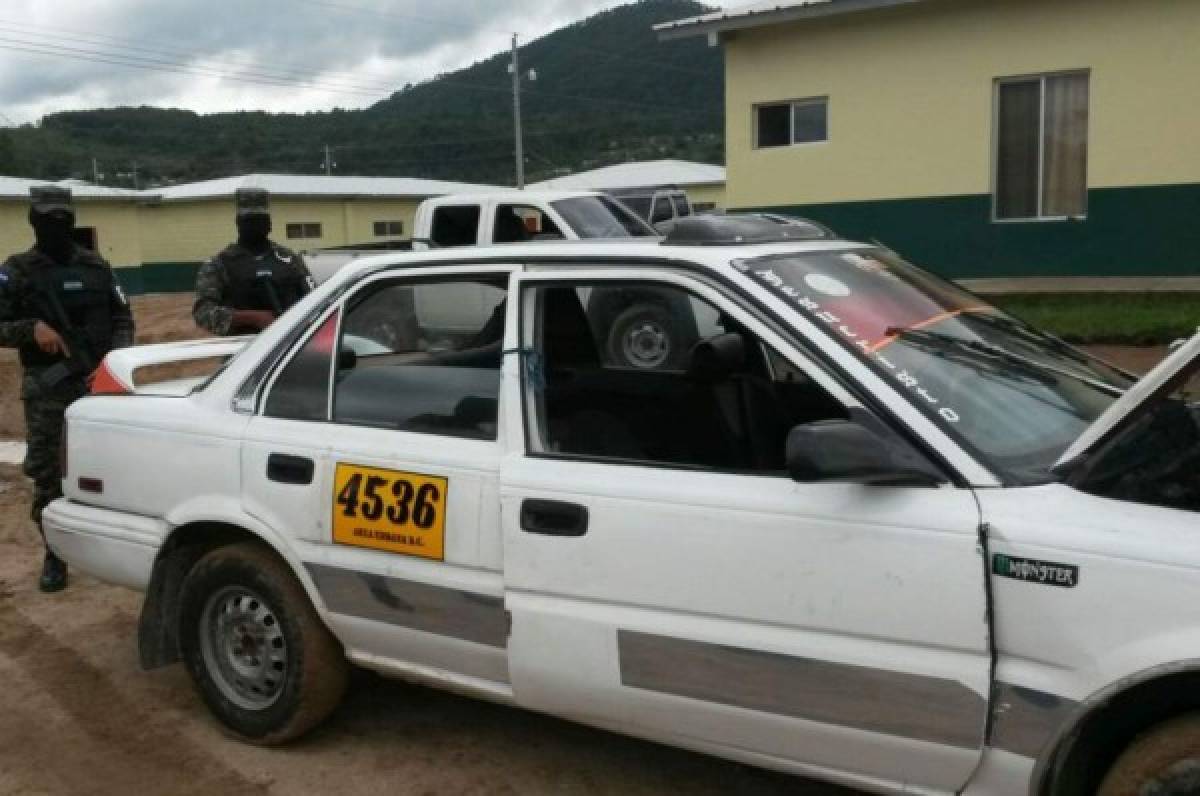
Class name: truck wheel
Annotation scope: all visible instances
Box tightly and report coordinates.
[606,303,684,370]
[179,542,348,745]
[1097,714,1200,796]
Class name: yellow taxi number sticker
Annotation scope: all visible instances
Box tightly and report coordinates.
[332,464,447,560]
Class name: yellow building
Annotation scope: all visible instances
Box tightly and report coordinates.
[1,177,145,281]
[135,174,501,292]
[659,0,1200,277]
[1,174,502,293]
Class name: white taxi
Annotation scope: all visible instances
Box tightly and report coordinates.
[45,217,1200,795]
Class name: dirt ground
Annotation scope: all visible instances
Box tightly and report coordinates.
[0,467,847,795]
[0,295,1175,795]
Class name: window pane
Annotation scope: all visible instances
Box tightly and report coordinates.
[996,80,1042,219]
[333,278,506,439]
[1043,73,1089,217]
[264,309,338,421]
[526,282,847,472]
[651,197,673,223]
[756,104,791,148]
[430,206,481,247]
[793,100,828,143]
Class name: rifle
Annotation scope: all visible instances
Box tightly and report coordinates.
[33,283,99,392]
[256,270,284,316]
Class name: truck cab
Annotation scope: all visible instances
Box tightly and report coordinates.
[411,190,657,249]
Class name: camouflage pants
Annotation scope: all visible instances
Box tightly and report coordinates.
[22,396,72,537]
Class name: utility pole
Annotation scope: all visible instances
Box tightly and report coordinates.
[132,160,139,190]
[510,34,524,190]
[324,144,333,176]
[92,157,100,184]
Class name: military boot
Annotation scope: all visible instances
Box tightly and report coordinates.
[39,551,67,593]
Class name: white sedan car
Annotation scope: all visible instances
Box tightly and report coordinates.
[45,219,1200,796]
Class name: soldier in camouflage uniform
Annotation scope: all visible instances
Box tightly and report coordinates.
[0,186,134,592]
[193,188,315,336]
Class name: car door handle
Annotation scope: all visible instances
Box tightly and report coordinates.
[267,453,314,485]
[520,499,589,537]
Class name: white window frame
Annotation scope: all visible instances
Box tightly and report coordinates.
[753,96,829,149]
[991,69,1090,224]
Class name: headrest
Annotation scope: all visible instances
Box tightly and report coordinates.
[687,332,745,382]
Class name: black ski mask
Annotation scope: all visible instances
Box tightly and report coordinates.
[29,208,76,266]
[236,213,272,253]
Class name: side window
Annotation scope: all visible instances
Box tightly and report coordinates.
[264,309,339,421]
[430,205,481,247]
[494,204,563,243]
[524,281,848,472]
[333,276,506,439]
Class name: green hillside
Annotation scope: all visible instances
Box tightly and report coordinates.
[0,0,722,187]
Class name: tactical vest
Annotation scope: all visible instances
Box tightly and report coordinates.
[225,247,308,314]
[18,262,117,369]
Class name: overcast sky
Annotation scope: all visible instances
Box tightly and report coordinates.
[0,0,734,124]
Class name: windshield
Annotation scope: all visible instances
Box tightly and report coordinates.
[551,196,658,238]
[744,248,1136,483]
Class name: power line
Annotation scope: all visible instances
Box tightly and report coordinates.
[0,19,406,94]
[0,35,392,97]
[0,35,722,119]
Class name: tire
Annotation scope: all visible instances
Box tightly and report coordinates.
[1098,713,1200,796]
[179,542,348,745]
[605,303,686,370]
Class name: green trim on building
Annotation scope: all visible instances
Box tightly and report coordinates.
[744,183,1200,279]
[114,261,202,295]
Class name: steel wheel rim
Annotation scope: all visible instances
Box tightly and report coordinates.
[199,586,288,710]
[621,320,670,369]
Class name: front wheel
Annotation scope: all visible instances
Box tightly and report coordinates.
[179,543,348,745]
[1098,713,1200,796]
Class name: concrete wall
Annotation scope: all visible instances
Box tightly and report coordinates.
[720,0,1200,276]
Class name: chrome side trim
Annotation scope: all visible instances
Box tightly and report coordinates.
[989,683,1078,759]
[617,629,987,749]
[306,563,509,648]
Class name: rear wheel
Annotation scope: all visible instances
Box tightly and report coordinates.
[179,543,348,744]
[1098,714,1200,796]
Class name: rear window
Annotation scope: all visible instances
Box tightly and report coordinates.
[430,205,481,247]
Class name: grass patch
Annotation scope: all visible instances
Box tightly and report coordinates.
[989,293,1200,346]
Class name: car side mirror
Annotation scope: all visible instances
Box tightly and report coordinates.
[786,418,944,487]
[337,347,357,370]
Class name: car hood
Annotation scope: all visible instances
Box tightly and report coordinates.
[1056,329,1200,472]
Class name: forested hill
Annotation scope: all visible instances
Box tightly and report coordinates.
[0,0,723,187]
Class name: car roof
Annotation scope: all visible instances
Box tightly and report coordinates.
[334,238,871,284]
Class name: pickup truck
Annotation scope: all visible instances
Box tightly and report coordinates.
[310,191,704,369]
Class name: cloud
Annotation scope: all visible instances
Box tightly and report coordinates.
[0,0,728,123]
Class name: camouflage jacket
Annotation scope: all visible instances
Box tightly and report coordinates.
[192,242,314,336]
[0,245,135,400]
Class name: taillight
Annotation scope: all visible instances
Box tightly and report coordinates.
[90,359,132,395]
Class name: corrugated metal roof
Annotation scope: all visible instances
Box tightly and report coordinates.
[0,176,148,201]
[148,173,506,202]
[526,159,725,192]
[655,0,924,39]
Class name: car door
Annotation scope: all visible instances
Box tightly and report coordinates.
[242,264,516,687]
[499,268,990,792]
